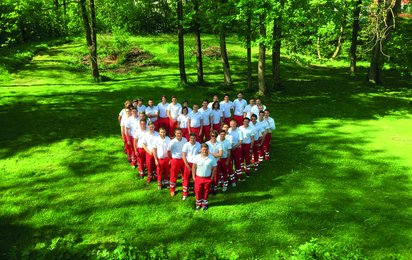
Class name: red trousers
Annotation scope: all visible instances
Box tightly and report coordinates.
[169,119,177,137]
[241,143,252,173]
[181,127,189,140]
[253,142,260,165]
[231,147,242,172]
[264,133,272,155]
[145,152,155,181]
[158,117,169,133]
[223,117,231,126]
[194,175,212,207]
[218,158,229,184]
[122,133,127,153]
[137,147,146,174]
[233,115,244,127]
[170,158,184,192]
[201,125,211,142]
[190,127,202,143]
[182,162,193,196]
[156,158,170,185]
[212,123,221,132]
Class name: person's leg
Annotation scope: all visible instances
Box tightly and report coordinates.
[182,162,192,197]
[194,175,202,209]
[202,178,212,209]
[169,159,178,196]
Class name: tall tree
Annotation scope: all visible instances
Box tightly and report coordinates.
[349,0,362,75]
[367,0,401,84]
[177,0,187,84]
[331,0,347,59]
[220,23,233,86]
[272,0,284,91]
[257,12,266,95]
[79,0,99,81]
[193,0,204,84]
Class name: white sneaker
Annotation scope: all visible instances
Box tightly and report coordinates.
[182,196,187,201]
[232,182,236,188]
[222,186,228,192]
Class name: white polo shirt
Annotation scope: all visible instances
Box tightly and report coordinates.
[193,154,217,177]
[205,141,222,157]
[265,117,276,132]
[167,103,182,120]
[250,122,263,141]
[257,119,270,133]
[177,114,189,128]
[188,111,203,128]
[182,142,201,163]
[154,136,171,159]
[167,137,188,159]
[244,104,254,118]
[137,105,146,114]
[251,104,266,117]
[228,127,243,147]
[143,131,159,151]
[126,116,140,136]
[145,106,159,122]
[211,109,223,125]
[239,125,255,144]
[134,128,147,148]
[233,99,247,116]
[217,138,231,159]
[220,101,234,118]
[120,115,129,127]
[157,102,169,118]
[199,107,212,126]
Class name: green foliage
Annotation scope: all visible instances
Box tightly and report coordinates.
[386,18,412,76]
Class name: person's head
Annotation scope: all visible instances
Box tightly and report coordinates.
[202,100,208,109]
[132,100,138,108]
[249,98,255,106]
[137,97,143,106]
[212,95,219,102]
[243,117,250,128]
[148,99,154,107]
[212,101,220,110]
[125,108,131,117]
[124,100,131,108]
[175,128,182,139]
[222,123,229,132]
[140,119,147,129]
[258,110,265,120]
[171,96,177,104]
[189,132,196,144]
[192,103,199,112]
[219,130,226,140]
[159,127,166,138]
[200,143,209,156]
[223,94,229,102]
[183,100,189,107]
[210,130,218,141]
[264,109,270,118]
[230,119,237,130]
[148,122,155,132]
[182,106,189,115]
[255,98,262,106]
[237,92,243,100]
[161,95,167,104]
[251,114,258,123]
[131,108,138,117]
[139,111,146,119]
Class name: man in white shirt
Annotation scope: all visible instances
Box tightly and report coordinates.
[188,103,203,143]
[217,129,231,191]
[264,109,276,160]
[239,117,255,177]
[166,96,182,137]
[251,98,267,117]
[136,98,146,114]
[192,143,217,211]
[250,114,264,171]
[142,122,159,183]
[206,130,222,193]
[167,128,188,196]
[233,92,247,127]
[182,133,201,200]
[145,99,159,130]
[157,95,170,134]
[153,127,171,190]
[222,123,236,187]
[228,119,243,182]
[220,94,234,125]
[243,98,255,119]
[126,108,139,168]
[199,100,213,142]
[134,119,148,178]
[257,111,269,162]
[121,108,131,162]
[207,95,219,109]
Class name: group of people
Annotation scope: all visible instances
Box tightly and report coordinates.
[118,92,276,211]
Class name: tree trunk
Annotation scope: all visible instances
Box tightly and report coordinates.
[193,0,203,84]
[79,0,99,81]
[272,0,284,91]
[258,13,266,95]
[332,0,347,59]
[316,36,322,59]
[367,0,401,84]
[246,13,252,91]
[220,26,232,86]
[63,0,68,35]
[177,0,187,84]
[350,0,362,75]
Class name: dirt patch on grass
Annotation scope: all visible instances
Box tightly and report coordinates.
[192,46,221,59]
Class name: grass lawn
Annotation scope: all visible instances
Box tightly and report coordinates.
[0,34,411,259]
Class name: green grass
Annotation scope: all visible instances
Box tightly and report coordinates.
[0,34,411,259]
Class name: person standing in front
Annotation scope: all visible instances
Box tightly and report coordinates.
[182,133,201,200]
[192,143,217,211]
[167,128,188,197]
[153,127,171,190]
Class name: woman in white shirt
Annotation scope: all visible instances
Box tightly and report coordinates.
[210,101,223,132]
[177,106,190,140]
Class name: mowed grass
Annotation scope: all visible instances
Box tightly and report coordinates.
[0,34,412,259]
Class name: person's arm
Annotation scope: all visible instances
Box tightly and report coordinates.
[250,139,254,150]
[199,118,203,135]
[188,118,192,133]
[167,108,172,121]
[211,166,216,180]
[192,163,197,180]
[182,152,191,171]
[134,137,139,156]
[226,148,231,166]
[153,147,159,166]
